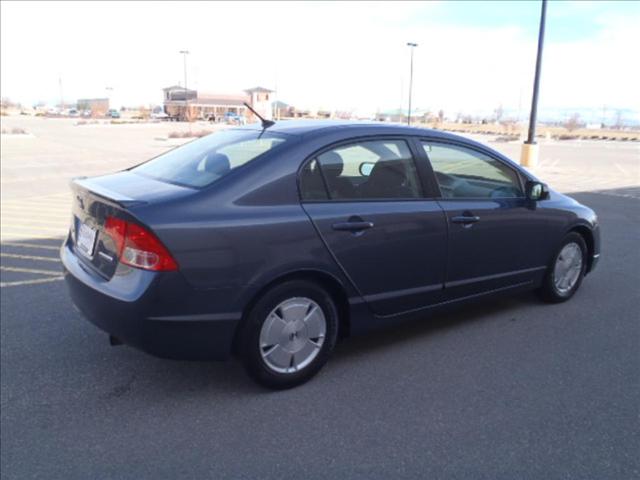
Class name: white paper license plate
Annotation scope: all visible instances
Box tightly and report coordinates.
[76,222,97,258]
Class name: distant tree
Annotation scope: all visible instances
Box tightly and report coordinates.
[438,109,444,123]
[564,113,582,132]
[494,104,504,123]
[1,97,15,109]
[614,110,624,129]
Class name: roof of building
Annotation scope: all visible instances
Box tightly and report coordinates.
[244,86,274,93]
[163,85,196,92]
[165,92,248,107]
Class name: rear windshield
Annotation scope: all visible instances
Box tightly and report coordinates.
[132,129,289,188]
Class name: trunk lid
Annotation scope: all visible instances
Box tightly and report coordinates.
[69,171,192,279]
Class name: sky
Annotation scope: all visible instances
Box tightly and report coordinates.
[1,1,639,121]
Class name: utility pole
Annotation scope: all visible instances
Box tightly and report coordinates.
[406,42,418,126]
[520,0,547,167]
[179,50,190,122]
[105,86,113,111]
[58,75,63,111]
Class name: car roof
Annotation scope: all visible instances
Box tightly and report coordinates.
[236,119,464,141]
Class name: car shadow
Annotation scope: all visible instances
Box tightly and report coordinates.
[331,291,537,364]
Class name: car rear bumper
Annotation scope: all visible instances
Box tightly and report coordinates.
[61,242,241,361]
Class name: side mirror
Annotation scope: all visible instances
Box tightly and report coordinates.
[526,181,549,201]
[359,162,375,177]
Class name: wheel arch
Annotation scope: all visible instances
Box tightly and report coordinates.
[232,269,352,355]
[568,224,595,272]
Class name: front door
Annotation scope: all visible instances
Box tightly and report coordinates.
[418,140,550,299]
[299,138,448,316]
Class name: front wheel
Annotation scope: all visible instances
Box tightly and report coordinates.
[239,280,339,389]
[538,232,587,303]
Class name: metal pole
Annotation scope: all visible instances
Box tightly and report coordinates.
[407,42,417,126]
[526,0,547,144]
[179,50,189,122]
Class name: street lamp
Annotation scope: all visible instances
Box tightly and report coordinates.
[406,42,418,126]
[521,0,547,167]
[105,86,113,110]
[179,50,190,121]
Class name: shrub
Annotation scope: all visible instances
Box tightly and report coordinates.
[11,127,27,134]
[168,130,212,139]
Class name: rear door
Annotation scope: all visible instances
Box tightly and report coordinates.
[299,138,447,316]
[417,140,549,298]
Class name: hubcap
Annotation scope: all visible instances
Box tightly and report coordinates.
[259,297,326,374]
[553,242,583,295]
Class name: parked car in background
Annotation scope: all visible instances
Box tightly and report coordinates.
[224,111,244,125]
[150,106,169,120]
[62,121,600,389]
[106,109,121,119]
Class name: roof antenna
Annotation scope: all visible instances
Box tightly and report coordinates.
[244,102,275,129]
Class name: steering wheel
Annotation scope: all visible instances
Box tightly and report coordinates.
[490,186,518,198]
[435,171,465,198]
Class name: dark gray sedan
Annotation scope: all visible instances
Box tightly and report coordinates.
[61,121,600,388]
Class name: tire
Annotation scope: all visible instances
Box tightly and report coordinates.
[537,232,588,303]
[239,280,339,389]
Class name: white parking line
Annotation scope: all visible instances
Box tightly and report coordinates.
[613,163,629,176]
[1,224,66,233]
[1,266,61,276]
[0,233,64,241]
[0,276,64,288]
[0,242,60,251]
[1,253,60,262]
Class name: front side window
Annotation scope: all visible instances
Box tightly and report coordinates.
[300,139,421,201]
[132,129,288,188]
[422,142,523,199]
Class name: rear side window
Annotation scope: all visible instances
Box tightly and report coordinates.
[422,142,524,199]
[300,139,422,201]
[132,130,288,188]
[300,159,329,200]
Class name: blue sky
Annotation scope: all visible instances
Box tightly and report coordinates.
[1,1,639,121]
[426,1,639,42]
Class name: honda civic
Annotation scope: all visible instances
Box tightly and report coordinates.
[62,120,600,389]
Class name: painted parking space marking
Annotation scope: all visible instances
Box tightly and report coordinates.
[0,242,61,251]
[1,266,61,276]
[0,276,64,288]
[1,224,67,234]
[1,253,60,263]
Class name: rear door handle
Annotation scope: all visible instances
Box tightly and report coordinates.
[331,221,374,232]
[451,215,480,224]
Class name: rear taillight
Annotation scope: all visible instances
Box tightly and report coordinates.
[104,216,178,271]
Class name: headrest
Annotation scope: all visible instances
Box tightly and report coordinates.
[318,151,344,178]
[205,153,231,177]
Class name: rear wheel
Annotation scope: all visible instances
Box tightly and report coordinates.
[239,280,338,389]
[538,232,587,303]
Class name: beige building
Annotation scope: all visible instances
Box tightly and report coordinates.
[77,98,109,117]
[163,86,247,120]
[162,85,274,122]
[244,86,274,121]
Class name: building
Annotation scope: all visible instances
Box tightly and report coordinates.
[76,98,109,117]
[163,86,248,121]
[244,86,274,121]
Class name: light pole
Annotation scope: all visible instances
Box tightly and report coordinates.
[521,0,547,167]
[406,42,418,126]
[105,86,113,111]
[179,50,190,122]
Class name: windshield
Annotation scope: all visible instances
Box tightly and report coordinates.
[132,129,289,188]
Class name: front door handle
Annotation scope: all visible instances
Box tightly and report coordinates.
[332,221,374,232]
[451,215,480,224]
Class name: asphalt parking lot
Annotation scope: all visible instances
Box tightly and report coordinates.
[1,119,639,479]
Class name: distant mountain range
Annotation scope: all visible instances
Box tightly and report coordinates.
[504,106,640,127]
